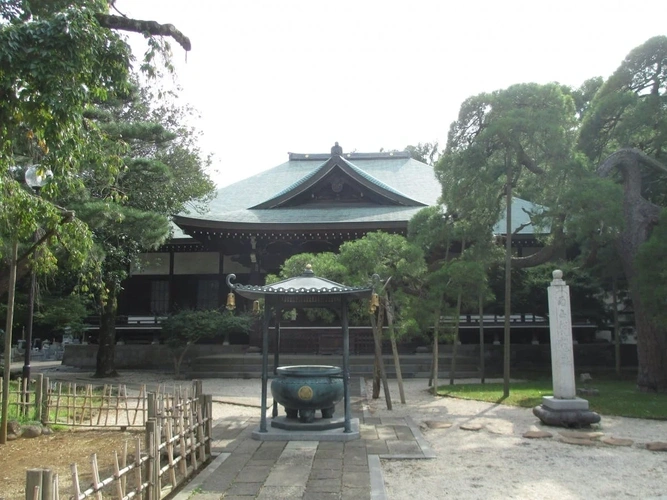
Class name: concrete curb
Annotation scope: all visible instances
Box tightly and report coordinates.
[171,452,230,500]
[368,454,388,500]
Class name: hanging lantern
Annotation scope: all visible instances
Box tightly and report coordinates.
[226,292,236,311]
[252,300,260,314]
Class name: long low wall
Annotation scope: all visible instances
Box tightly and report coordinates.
[62,344,247,370]
[62,343,638,372]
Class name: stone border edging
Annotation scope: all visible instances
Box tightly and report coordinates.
[170,452,230,500]
[369,454,388,500]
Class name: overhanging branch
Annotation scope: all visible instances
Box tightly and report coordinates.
[95,14,192,52]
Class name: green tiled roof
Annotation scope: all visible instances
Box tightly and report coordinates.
[190,154,439,225]
[493,197,549,235]
[174,148,546,235]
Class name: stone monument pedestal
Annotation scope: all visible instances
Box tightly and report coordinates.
[533,396,600,427]
[533,270,602,428]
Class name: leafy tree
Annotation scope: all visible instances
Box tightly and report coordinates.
[437,82,581,395]
[338,232,426,404]
[0,1,192,293]
[67,83,215,377]
[161,310,253,377]
[579,36,667,391]
[436,36,667,392]
[0,0,194,442]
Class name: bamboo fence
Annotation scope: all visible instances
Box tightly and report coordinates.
[0,375,204,429]
[69,388,212,500]
[13,382,212,500]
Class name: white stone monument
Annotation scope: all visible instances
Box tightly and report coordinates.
[533,270,600,427]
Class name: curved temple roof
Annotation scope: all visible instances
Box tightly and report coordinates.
[227,265,373,300]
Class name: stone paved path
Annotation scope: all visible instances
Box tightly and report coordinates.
[174,379,434,500]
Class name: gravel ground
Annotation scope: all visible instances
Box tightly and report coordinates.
[34,364,667,500]
[367,379,667,500]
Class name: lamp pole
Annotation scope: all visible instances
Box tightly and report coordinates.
[23,165,52,391]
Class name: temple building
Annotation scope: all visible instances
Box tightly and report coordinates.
[115,143,550,346]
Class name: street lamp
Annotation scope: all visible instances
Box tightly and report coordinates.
[23,165,52,388]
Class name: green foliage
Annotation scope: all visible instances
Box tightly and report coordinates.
[161,309,227,349]
[408,206,455,262]
[579,36,667,169]
[437,82,580,238]
[438,377,667,420]
[265,252,348,324]
[266,252,348,285]
[339,232,427,339]
[338,232,425,290]
[636,208,667,325]
[33,293,88,337]
[486,263,608,324]
[404,142,441,165]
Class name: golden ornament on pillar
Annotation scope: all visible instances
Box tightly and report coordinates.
[226,292,236,311]
[369,292,380,314]
[252,300,260,314]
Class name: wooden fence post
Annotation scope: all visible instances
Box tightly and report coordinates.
[145,419,157,500]
[203,394,212,457]
[35,374,43,421]
[26,469,56,500]
[41,377,49,426]
[192,380,202,416]
[147,393,156,420]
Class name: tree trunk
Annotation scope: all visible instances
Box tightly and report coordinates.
[385,298,405,404]
[479,292,486,384]
[503,154,512,398]
[430,300,443,395]
[1,241,18,445]
[0,257,30,299]
[623,269,667,391]
[599,149,667,392]
[449,292,462,385]
[612,276,621,377]
[370,306,391,409]
[95,285,119,377]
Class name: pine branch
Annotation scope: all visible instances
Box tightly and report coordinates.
[95,14,192,52]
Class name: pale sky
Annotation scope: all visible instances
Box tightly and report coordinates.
[117,0,667,188]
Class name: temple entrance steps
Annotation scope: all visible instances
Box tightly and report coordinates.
[187,353,480,379]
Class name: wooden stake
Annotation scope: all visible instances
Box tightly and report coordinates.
[35,374,44,422]
[188,402,197,471]
[90,454,102,500]
[121,440,128,497]
[165,418,176,488]
[114,451,123,500]
[26,469,44,500]
[54,383,62,425]
[196,401,205,464]
[53,472,60,500]
[70,463,82,500]
[104,385,110,427]
[134,438,142,497]
[177,404,187,477]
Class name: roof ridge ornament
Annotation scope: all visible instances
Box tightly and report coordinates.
[303,264,314,276]
[331,142,343,156]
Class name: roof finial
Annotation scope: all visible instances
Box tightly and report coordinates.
[331,142,343,156]
[303,264,314,275]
